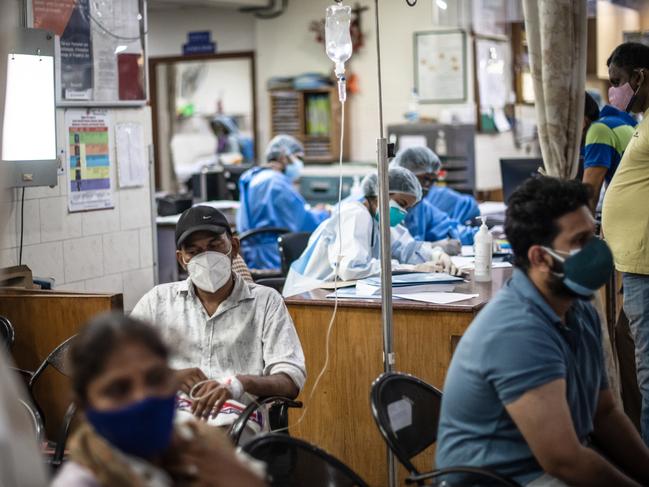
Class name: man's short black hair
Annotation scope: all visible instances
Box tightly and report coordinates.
[607,42,649,74]
[505,176,591,270]
[584,91,600,122]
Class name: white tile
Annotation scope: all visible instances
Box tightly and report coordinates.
[21,242,64,284]
[119,188,151,230]
[55,281,86,292]
[85,273,123,295]
[24,184,59,200]
[39,197,83,243]
[122,268,154,312]
[103,230,140,273]
[5,198,40,247]
[0,248,17,267]
[63,236,104,282]
[82,207,120,236]
[58,174,68,195]
[139,227,153,268]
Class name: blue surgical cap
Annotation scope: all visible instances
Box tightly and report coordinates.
[265,135,305,162]
[391,147,442,175]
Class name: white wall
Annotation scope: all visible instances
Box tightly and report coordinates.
[147,6,256,57]
[254,0,528,190]
[0,108,155,312]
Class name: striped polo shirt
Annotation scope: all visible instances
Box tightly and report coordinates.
[583,105,637,183]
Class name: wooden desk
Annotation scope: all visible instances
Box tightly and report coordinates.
[285,268,512,487]
[0,289,122,438]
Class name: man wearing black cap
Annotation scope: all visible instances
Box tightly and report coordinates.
[131,205,306,424]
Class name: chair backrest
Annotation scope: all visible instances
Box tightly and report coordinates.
[278,232,311,275]
[370,372,443,475]
[239,227,290,242]
[243,433,369,487]
[30,335,77,388]
[0,316,15,350]
[254,277,286,294]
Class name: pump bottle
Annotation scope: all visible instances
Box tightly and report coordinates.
[474,216,492,282]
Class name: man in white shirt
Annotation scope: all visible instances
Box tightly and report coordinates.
[131,206,306,420]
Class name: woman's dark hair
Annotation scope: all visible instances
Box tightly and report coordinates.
[504,176,591,270]
[607,42,649,74]
[584,91,600,123]
[69,312,169,403]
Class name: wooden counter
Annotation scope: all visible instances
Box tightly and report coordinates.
[0,289,122,438]
[285,268,512,487]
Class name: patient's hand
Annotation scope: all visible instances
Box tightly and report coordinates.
[176,367,208,395]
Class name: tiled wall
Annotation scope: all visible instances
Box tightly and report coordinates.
[0,108,155,311]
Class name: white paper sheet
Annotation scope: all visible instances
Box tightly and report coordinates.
[116,122,147,188]
[394,292,479,305]
[355,281,456,297]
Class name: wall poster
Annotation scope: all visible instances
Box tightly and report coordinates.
[31,0,147,106]
[65,109,114,212]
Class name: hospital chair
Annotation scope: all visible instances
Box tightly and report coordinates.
[242,434,369,487]
[253,232,311,293]
[370,372,521,486]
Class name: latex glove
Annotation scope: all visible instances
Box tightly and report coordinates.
[430,238,462,256]
[413,249,460,276]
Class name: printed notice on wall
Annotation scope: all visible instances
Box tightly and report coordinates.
[65,109,114,212]
[33,0,94,100]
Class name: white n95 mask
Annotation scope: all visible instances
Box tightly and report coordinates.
[185,250,232,293]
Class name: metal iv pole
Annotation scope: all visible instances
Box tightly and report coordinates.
[372,0,397,485]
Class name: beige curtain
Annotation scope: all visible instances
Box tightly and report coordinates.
[523,0,587,179]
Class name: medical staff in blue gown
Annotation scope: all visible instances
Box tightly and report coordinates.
[391,147,478,252]
[283,167,459,297]
[237,135,329,270]
[416,147,480,223]
[426,186,479,224]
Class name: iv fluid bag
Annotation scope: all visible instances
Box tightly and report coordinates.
[325,4,352,76]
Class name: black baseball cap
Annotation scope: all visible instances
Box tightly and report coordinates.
[175,206,231,249]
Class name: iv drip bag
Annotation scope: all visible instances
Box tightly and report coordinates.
[325,4,352,77]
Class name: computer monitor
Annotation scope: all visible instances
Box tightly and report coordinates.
[500,158,543,203]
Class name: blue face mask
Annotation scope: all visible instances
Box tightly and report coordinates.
[375,199,408,227]
[86,394,176,458]
[284,156,304,183]
[543,238,614,298]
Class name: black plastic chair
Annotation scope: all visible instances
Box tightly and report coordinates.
[254,278,287,294]
[243,433,369,487]
[239,227,290,279]
[278,232,311,276]
[0,316,15,351]
[370,372,521,487]
[228,396,303,445]
[17,335,78,470]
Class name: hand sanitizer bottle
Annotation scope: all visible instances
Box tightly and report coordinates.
[474,216,493,282]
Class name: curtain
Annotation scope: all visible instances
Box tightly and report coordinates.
[523,0,587,179]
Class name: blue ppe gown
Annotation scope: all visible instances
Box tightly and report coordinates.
[426,186,480,224]
[404,199,478,245]
[237,167,328,270]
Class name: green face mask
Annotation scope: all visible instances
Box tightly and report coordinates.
[375,200,407,227]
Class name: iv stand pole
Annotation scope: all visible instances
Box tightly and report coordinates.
[373,1,397,486]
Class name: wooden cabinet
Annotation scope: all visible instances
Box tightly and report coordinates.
[269,87,349,163]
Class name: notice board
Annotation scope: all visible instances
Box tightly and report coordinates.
[29,0,147,106]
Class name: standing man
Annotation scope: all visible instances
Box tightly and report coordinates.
[582,91,636,214]
[603,41,649,446]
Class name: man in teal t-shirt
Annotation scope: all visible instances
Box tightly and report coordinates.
[582,92,636,213]
[436,177,649,486]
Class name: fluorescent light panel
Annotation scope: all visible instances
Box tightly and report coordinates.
[2,53,56,161]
